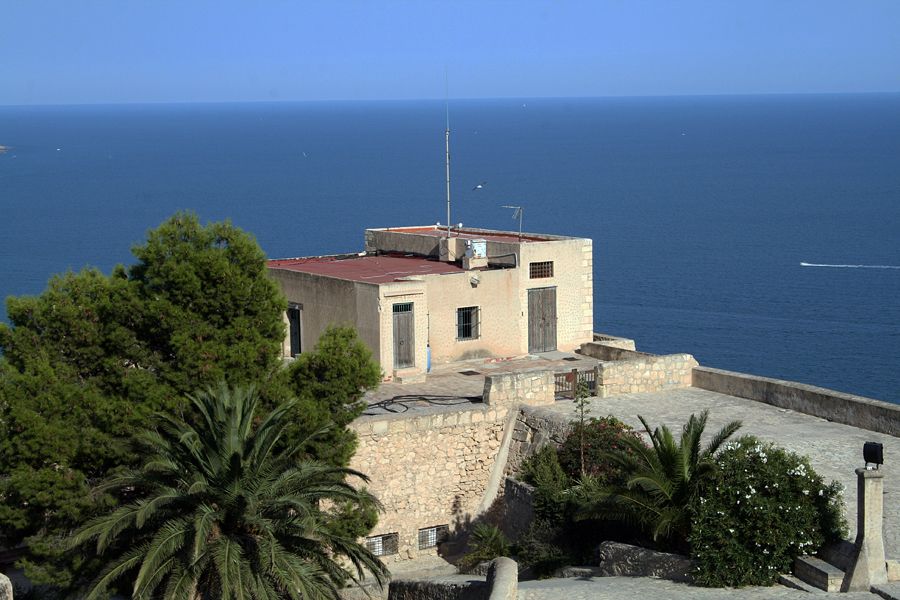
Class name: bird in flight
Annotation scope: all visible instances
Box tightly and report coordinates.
[472,181,487,191]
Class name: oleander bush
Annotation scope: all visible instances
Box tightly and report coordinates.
[691,436,847,587]
[557,416,644,484]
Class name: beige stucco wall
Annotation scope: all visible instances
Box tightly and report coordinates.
[269,270,382,365]
[377,280,428,376]
[424,269,522,364]
[271,228,594,377]
[518,237,594,352]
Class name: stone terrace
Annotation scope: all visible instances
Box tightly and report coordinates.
[363,359,899,559]
[362,351,601,415]
[522,387,900,560]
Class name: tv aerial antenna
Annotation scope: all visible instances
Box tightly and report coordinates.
[502,205,523,241]
[444,69,452,239]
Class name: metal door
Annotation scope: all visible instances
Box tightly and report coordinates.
[528,287,557,353]
[392,302,415,368]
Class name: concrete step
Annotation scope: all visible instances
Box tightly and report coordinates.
[794,555,845,592]
[394,368,426,384]
[778,573,821,593]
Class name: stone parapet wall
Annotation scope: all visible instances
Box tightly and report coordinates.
[482,370,555,408]
[388,576,486,600]
[693,367,900,437]
[485,557,518,600]
[580,341,651,362]
[591,333,637,351]
[594,353,698,397]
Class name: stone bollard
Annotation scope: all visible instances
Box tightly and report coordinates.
[0,572,12,600]
[841,467,888,591]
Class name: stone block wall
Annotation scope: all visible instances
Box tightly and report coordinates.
[502,478,535,542]
[349,370,557,563]
[503,405,574,479]
[482,370,555,408]
[594,353,697,397]
[351,406,506,562]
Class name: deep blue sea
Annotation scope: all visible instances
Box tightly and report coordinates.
[1,95,899,402]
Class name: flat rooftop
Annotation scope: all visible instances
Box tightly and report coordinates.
[375,225,560,244]
[267,253,466,284]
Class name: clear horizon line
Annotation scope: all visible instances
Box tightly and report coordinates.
[2,90,899,109]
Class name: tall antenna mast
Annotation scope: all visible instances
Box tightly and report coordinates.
[445,69,451,239]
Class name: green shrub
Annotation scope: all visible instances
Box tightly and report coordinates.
[557,416,644,485]
[691,436,847,587]
[459,523,511,572]
[520,445,570,523]
[570,411,740,552]
[514,519,571,578]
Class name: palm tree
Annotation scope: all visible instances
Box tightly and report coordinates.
[69,383,388,600]
[571,410,741,551]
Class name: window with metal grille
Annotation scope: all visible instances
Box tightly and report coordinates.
[393,302,413,314]
[529,261,554,279]
[365,532,399,556]
[456,306,480,340]
[418,525,449,550]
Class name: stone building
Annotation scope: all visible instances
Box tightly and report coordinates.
[267,225,594,381]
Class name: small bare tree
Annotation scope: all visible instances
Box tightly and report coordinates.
[574,381,591,477]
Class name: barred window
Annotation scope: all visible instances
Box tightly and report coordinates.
[418,525,450,550]
[366,532,399,556]
[393,302,413,314]
[456,306,480,340]
[529,261,554,279]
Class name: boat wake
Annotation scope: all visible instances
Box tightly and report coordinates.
[800,262,900,270]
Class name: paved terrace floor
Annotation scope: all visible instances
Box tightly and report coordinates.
[362,351,601,416]
[518,576,897,599]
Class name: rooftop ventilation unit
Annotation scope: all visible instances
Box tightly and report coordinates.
[467,239,487,259]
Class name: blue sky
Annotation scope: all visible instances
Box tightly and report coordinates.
[2,0,899,105]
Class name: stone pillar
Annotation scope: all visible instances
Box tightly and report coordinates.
[0,572,12,600]
[841,468,888,591]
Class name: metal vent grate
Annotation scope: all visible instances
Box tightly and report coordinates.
[529,261,554,279]
[418,525,450,550]
[366,532,399,556]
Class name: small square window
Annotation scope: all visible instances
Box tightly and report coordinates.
[418,525,450,550]
[529,261,554,279]
[366,532,399,556]
[456,306,480,340]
